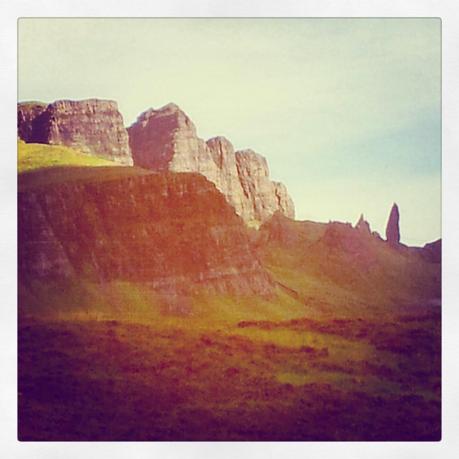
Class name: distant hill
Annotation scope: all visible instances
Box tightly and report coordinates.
[256,212,441,317]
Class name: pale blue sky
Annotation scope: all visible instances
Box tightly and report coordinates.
[18,18,441,245]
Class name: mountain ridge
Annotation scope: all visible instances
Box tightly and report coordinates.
[18,98,295,226]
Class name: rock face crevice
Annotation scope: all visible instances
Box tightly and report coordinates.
[128,103,295,225]
[18,99,133,165]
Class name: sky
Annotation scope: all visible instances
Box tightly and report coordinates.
[18,18,441,245]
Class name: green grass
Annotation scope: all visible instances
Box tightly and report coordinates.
[17,140,154,191]
[19,279,310,332]
[18,140,118,173]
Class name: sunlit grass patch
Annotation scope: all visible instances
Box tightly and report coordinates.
[18,141,118,172]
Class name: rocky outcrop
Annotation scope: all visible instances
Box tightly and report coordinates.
[386,203,401,245]
[421,239,441,263]
[128,103,295,225]
[17,99,133,165]
[18,167,274,297]
[355,214,371,234]
[235,149,295,223]
[17,102,48,142]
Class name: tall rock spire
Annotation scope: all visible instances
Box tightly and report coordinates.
[385,203,400,245]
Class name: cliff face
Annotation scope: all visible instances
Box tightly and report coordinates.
[235,149,295,222]
[128,103,295,225]
[18,167,274,297]
[17,99,133,165]
[17,102,48,142]
[18,100,295,223]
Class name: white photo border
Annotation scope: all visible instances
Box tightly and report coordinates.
[1,1,458,458]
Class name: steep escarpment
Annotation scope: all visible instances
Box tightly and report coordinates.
[17,99,133,165]
[18,168,274,297]
[128,103,295,225]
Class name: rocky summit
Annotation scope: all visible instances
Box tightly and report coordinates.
[128,103,295,225]
[17,99,133,165]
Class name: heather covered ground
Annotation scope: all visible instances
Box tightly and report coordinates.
[18,302,440,441]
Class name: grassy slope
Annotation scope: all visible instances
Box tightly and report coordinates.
[256,222,440,320]
[18,141,118,172]
[18,141,154,191]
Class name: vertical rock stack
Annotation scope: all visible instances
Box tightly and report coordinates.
[128,103,295,225]
[385,203,401,245]
[17,99,133,165]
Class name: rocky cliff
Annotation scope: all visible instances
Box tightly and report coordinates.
[17,102,48,142]
[17,99,133,165]
[18,166,274,297]
[128,103,295,225]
